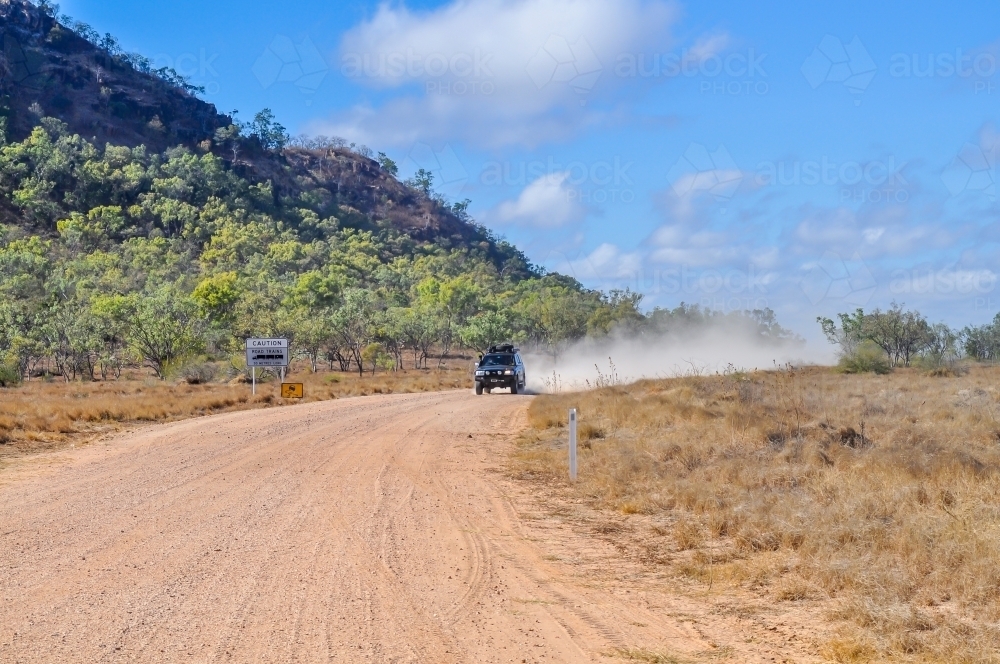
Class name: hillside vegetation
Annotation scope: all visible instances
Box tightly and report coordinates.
[0,113,639,381]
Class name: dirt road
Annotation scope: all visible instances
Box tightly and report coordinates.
[0,391,820,663]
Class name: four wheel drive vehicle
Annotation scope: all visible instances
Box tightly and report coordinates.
[474,345,526,395]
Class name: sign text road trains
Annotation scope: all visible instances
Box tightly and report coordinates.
[246,338,289,367]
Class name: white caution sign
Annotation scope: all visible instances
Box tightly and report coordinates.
[246,338,289,367]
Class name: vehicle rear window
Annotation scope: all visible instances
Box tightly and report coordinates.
[480,354,515,366]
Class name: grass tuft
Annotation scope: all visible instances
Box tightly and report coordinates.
[610,647,684,663]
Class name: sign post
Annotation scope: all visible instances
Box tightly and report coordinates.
[569,408,578,481]
[246,338,290,396]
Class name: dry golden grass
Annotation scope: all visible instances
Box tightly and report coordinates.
[518,365,1000,663]
[0,363,470,461]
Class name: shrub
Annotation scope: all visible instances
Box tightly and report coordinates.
[0,363,22,387]
[923,364,969,377]
[178,362,218,385]
[836,342,891,374]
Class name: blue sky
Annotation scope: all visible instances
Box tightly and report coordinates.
[59,0,1000,337]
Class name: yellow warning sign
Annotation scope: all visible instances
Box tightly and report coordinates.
[281,383,304,399]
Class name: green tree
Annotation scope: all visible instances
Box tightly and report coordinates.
[95,288,203,378]
[865,304,932,367]
[248,109,289,152]
[586,289,644,337]
[406,168,434,196]
[923,322,959,368]
[332,288,378,376]
[213,124,243,162]
[820,305,934,368]
[361,342,394,375]
[393,307,437,369]
[818,308,866,357]
[376,152,398,176]
[962,314,1000,361]
[295,308,335,373]
[459,311,513,354]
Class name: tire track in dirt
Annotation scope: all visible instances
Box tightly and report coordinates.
[0,390,824,663]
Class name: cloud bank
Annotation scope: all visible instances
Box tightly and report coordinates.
[317,0,679,147]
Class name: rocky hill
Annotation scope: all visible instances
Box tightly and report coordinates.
[0,0,506,259]
[0,0,225,150]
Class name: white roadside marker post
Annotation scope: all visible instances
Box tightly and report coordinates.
[252,366,256,396]
[569,408,578,482]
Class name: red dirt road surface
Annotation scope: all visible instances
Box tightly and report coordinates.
[0,392,821,663]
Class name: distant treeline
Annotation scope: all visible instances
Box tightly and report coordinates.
[819,304,1000,373]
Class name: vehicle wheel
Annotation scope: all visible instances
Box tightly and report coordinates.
[485,387,492,394]
[510,382,518,395]
[475,383,483,395]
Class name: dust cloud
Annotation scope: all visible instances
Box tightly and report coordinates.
[524,325,835,393]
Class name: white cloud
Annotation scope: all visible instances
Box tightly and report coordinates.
[661,143,748,224]
[651,244,743,266]
[792,208,860,247]
[486,171,586,227]
[791,206,953,258]
[338,0,676,92]
[316,0,679,147]
[687,32,731,62]
[647,221,779,269]
[861,227,885,243]
[553,243,643,282]
[305,97,603,150]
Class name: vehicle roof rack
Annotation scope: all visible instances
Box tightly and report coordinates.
[487,343,518,354]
